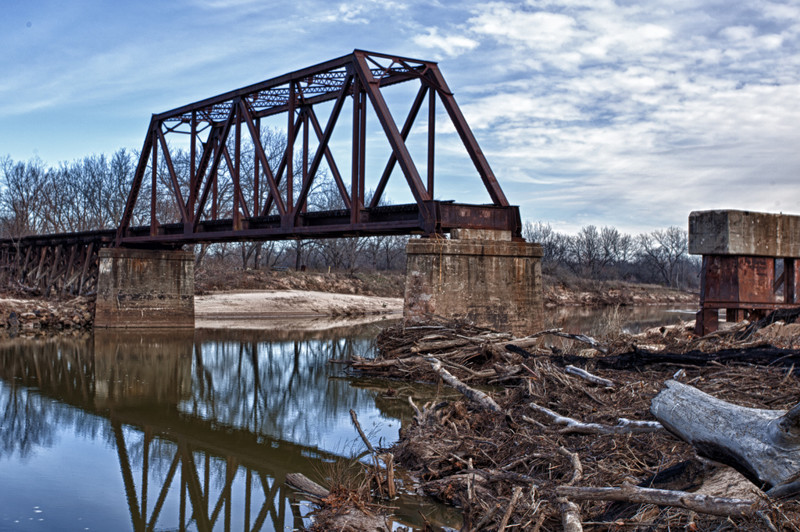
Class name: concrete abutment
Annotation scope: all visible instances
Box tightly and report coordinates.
[404,229,544,335]
[95,248,195,328]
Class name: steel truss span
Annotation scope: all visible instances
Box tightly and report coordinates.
[116,50,521,246]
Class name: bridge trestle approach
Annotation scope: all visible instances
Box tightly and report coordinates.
[0,230,114,297]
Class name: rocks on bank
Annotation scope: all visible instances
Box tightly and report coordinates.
[0,296,94,334]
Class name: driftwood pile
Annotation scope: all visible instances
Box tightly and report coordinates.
[347,316,800,531]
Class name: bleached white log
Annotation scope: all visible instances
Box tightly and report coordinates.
[556,484,756,517]
[565,365,615,387]
[529,403,663,435]
[650,380,800,490]
[427,358,502,413]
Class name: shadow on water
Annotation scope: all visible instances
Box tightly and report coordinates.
[0,326,458,531]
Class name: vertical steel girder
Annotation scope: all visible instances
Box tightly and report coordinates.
[114,50,520,246]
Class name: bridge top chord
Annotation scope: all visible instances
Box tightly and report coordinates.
[116,49,521,247]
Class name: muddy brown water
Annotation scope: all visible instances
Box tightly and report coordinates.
[0,306,693,531]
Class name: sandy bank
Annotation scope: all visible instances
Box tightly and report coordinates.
[195,289,403,329]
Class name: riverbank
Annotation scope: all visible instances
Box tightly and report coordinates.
[200,267,698,307]
[0,296,93,333]
[0,290,402,334]
[544,276,697,307]
[0,270,695,334]
[196,267,406,298]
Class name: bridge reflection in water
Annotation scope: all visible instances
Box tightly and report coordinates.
[0,326,441,531]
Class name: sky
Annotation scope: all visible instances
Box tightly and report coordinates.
[1,0,799,234]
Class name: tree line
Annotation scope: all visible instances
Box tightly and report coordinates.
[0,150,698,288]
[524,221,699,290]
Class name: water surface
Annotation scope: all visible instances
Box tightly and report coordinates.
[0,306,692,531]
[0,325,448,531]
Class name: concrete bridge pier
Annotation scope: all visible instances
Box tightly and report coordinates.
[94,248,195,328]
[690,210,800,335]
[404,229,544,335]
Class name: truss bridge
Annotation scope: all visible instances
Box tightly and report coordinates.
[0,50,521,300]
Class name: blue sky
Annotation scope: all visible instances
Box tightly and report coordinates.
[1,0,799,233]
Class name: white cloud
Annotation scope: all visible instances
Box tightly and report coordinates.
[311,0,410,25]
[3,0,800,233]
[412,27,479,58]
[411,0,800,230]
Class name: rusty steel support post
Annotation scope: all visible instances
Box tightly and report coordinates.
[150,127,158,237]
[286,82,296,225]
[351,80,361,226]
[427,85,435,198]
[188,110,196,234]
[301,109,309,214]
[254,116,260,218]
[786,259,800,304]
[233,101,242,231]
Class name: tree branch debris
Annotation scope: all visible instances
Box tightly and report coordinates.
[344,317,800,529]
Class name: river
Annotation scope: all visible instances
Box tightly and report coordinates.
[0,306,695,531]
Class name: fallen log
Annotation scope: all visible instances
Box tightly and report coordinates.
[564,365,615,387]
[599,346,800,374]
[650,380,800,490]
[556,484,756,517]
[427,357,502,413]
[528,402,663,435]
[285,473,330,500]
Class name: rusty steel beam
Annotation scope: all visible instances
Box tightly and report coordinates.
[695,255,800,335]
[115,50,520,246]
[116,202,520,245]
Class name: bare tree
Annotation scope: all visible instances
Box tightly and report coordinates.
[0,156,51,237]
[569,225,608,278]
[637,227,689,288]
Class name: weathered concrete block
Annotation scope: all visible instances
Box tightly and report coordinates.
[95,248,194,328]
[450,228,512,241]
[689,210,800,257]
[404,231,543,335]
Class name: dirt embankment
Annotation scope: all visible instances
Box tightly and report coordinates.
[545,277,698,308]
[197,268,698,308]
[196,267,406,298]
